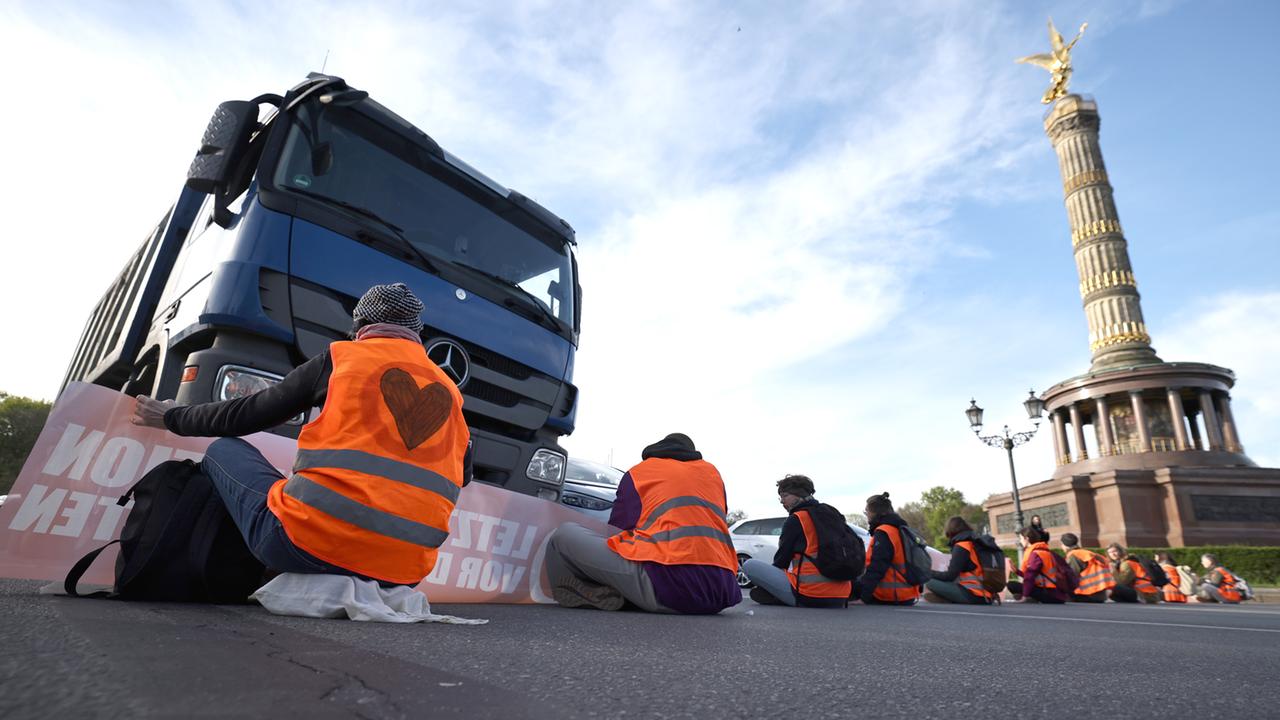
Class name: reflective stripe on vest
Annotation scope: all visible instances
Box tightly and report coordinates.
[1021,543,1059,590]
[1160,563,1187,602]
[1068,549,1116,594]
[281,475,449,549]
[955,540,993,599]
[866,525,919,602]
[786,509,852,600]
[266,338,469,585]
[607,458,737,572]
[1127,559,1157,594]
[1216,568,1243,601]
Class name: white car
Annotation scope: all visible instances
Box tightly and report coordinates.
[729,516,946,588]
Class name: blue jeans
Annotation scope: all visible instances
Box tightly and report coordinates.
[201,437,356,577]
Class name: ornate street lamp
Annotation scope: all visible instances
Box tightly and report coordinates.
[967,390,1045,553]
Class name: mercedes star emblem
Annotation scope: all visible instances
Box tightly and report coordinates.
[426,339,471,388]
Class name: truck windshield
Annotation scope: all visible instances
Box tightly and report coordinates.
[271,101,575,330]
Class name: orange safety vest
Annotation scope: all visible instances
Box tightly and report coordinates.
[1160,563,1187,603]
[607,458,737,572]
[1214,567,1243,602]
[865,525,920,603]
[954,540,994,601]
[1125,558,1157,595]
[1021,542,1059,589]
[267,338,469,584]
[786,508,853,600]
[1067,548,1116,595]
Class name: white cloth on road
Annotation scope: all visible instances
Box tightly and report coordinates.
[250,573,488,624]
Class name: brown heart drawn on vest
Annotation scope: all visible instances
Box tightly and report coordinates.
[379,368,452,451]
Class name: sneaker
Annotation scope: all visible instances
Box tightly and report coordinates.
[749,587,782,605]
[551,576,625,611]
[922,590,946,604]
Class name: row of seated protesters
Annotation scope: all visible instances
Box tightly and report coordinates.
[542,442,1246,614]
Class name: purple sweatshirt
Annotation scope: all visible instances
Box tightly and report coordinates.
[609,473,742,614]
[1020,548,1070,602]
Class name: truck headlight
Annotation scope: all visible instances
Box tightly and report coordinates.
[526,449,566,485]
[215,365,306,425]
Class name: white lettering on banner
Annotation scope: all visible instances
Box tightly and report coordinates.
[9,484,67,533]
[451,511,473,549]
[42,424,104,480]
[94,497,129,541]
[89,437,146,489]
[423,552,453,585]
[452,556,527,593]
[510,525,537,561]
[51,491,98,538]
[527,533,556,604]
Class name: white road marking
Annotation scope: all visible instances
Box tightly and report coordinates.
[910,607,1280,634]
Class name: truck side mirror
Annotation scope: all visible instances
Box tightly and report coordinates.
[186,100,258,195]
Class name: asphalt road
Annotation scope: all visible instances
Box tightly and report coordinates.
[2,578,1278,719]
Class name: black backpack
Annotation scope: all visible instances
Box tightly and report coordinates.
[1139,556,1170,588]
[802,504,866,581]
[897,525,934,586]
[972,534,1008,594]
[64,459,265,603]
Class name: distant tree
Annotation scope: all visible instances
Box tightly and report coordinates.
[897,501,926,533]
[725,509,748,525]
[0,391,53,494]
[916,486,988,547]
[845,512,868,529]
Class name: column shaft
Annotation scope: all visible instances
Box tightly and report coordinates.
[1166,389,1190,451]
[1218,395,1243,452]
[1094,396,1114,456]
[1068,403,1089,461]
[1130,391,1152,453]
[1053,410,1070,465]
[1199,390,1224,451]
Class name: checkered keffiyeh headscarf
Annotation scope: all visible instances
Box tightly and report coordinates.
[353,283,425,332]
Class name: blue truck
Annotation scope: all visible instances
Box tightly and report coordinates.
[61,73,580,501]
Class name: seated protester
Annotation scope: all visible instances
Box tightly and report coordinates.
[543,433,741,614]
[852,492,920,606]
[1196,553,1243,604]
[743,475,851,608]
[923,516,994,605]
[1007,526,1068,603]
[1061,533,1114,603]
[132,283,472,587]
[1106,543,1160,604]
[1155,551,1188,603]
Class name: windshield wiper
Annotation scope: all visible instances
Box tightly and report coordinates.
[452,264,564,333]
[289,188,439,274]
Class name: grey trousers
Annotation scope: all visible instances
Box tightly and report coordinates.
[925,578,988,604]
[1197,584,1239,604]
[742,559,798,607]
[543,522,672,613]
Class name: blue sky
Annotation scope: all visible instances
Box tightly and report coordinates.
[1,1,1276,519]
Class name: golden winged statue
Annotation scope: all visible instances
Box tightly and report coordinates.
[1016,18,1088,104]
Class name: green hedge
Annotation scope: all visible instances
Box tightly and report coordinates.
[999,546,1280,586]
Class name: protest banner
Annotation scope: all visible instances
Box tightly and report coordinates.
[0,383,612,603]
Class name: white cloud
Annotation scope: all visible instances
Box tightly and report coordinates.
[1159,291,1280,468]
[1,2,1272,526]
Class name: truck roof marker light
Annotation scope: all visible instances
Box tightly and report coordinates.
[181,366,198,383]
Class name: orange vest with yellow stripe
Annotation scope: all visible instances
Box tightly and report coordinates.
[1124,558,1158,595]
[267,338,469,584]
[866,525,920,603]
[786,508,853,600]
[1159,563,1187,603]
[606,458,737,571]
[954,540,994,601]
[1067,548,1116,595]
[1021,543,1059,589]
[1214,567,1243,602]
